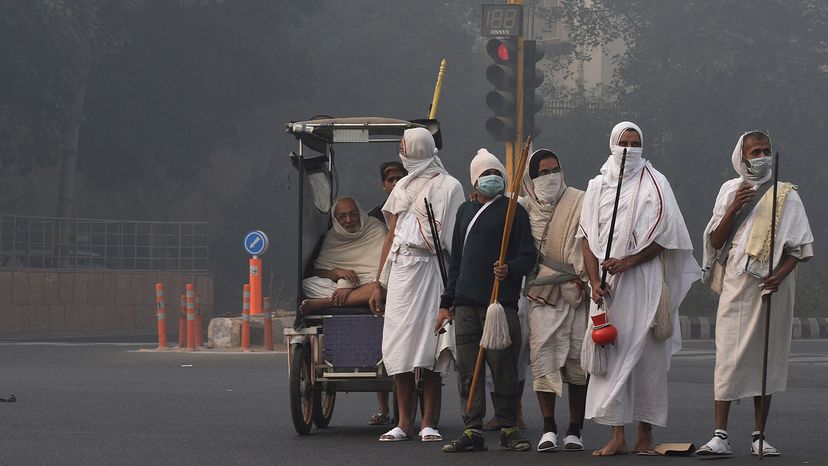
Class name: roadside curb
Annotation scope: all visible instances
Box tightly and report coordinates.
[679,316,828,340]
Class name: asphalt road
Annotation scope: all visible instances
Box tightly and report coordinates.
[0,337,826,465]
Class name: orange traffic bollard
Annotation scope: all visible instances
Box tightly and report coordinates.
[249,257,262,315]
[263,296,273,351]
[241,284,251,351]
[186,283,196,351]
[155,283,167,350]
[195,292,204,348]
[178,294,186,349]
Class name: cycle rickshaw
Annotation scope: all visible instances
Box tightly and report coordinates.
[284,116,443,435]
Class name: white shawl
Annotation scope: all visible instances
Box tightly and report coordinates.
[702,134,814,279]
[578,123,700,355]
[314,197,387,288]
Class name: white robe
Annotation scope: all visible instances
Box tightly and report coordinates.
[703,179,813,400]
[380,173,464,375]
[578,162,700,426]
[521,188,589,395]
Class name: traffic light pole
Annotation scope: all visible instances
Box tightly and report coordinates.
[509,0,525,182]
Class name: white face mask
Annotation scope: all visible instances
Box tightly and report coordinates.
[745,155,772,179]
[611,145,643,158]
[532,173,563,204]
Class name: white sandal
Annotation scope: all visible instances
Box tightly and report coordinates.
[751,432,780,457]
[379,426,412,442]
[418,426,442,442]
[696,430,732,456]
[563,433,584,451]
[537,431,558,452]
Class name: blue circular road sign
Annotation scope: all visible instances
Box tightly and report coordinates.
[243,230,269,256]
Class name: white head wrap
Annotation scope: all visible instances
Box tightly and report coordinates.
[329,196,368,238]
[731,131,773,187]
[469,148,507,188]
[314,196,387,281]
[522,149,566,206]
[521,148,567,238]
[383,127,447,215]
[601,121,647,186]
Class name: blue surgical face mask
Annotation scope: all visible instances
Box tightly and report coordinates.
[477,175,506,197]
[476,174,505,197]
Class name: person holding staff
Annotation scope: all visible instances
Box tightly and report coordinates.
[369,127,464,442]
[438,149,536,453]
[697,131,813,457]
[578,121,700,456]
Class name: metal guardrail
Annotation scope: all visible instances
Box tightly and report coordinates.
[0,215,209,271]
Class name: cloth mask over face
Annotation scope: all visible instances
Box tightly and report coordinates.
[398,127,438,173]
[532,172,564,205]
[604,121,646,184]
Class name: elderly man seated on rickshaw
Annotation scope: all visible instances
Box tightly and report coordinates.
[301,196,393,425]
[300,196,387,314]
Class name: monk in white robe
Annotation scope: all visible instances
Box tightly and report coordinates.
[697,131,813,457]
[577,121,700,456]
[520,149,589,452]
[369,127,465,442]
[301,196,386,313]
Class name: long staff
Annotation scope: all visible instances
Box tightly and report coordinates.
[582,148,626,376]
[424,198,447,286]
[758,151,779,459]
[465,136,532,414]
[601,148,627,292]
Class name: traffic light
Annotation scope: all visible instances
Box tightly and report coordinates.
[485,38,518,141]
[522,40,545,139]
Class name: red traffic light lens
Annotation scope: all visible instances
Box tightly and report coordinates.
[497,43,510,61]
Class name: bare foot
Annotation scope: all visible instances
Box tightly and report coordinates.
[631,422,654,454]
[592,438,629,456]
[299,298,330,314]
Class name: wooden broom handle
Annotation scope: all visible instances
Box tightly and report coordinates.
[489,136,532,305]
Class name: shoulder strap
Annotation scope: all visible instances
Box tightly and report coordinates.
[716,180,774,265]
[464,196,501,244]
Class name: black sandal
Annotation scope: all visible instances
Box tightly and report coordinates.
[442,430,487,452]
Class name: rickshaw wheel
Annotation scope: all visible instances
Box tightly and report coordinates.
[312,383,335,428]
[289,343,314,435]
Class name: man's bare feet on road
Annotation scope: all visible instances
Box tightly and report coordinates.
[592,438,629,456]
[632,422,654,453]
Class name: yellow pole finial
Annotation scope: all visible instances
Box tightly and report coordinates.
[428,59,447,119]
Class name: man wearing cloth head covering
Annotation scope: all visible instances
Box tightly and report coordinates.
[301,196,387,313]
[438,149,536,453]
[369,127,465,442]
[520,149,589,452]
[577,121,700,456]
[696,131,813,457]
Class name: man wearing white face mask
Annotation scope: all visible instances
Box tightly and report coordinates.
[697,131,813,457]
[577,122,700,456]
[438,149,536,453]
[519,149,589,452]
[370,127,465,442]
